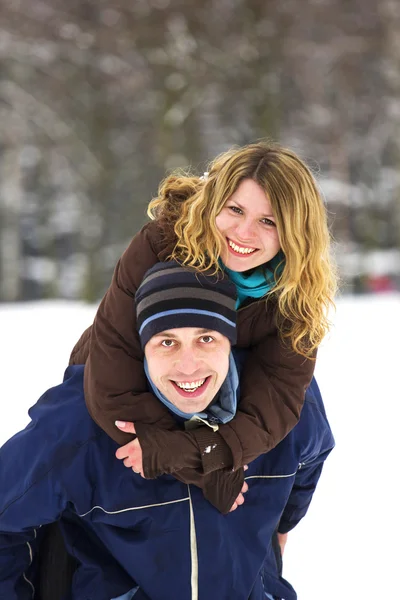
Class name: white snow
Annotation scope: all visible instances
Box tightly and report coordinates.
[1,294,399,599]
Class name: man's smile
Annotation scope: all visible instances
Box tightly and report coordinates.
[171,376,212,398]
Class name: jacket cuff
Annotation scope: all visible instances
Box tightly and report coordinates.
[202,468,244,514]
[277,520,295,534]
[191,428,234,474]
[173,467,244,514]
[136,424,202,479]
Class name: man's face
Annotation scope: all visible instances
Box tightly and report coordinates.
[144,327,230,414]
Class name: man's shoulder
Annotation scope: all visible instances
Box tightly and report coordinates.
[301,377,331,424]
[0,366,108,509]
[293,378,335,460]
[28,366,104,450]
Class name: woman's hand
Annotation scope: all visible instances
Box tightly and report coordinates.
[115,421,144,477]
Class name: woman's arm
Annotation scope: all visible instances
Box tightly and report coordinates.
[215,331,316,470]
[82,221,183,444]
[83,222,234,471]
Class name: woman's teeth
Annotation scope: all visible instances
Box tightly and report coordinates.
[228,240,256,254]
[175,378,206,393]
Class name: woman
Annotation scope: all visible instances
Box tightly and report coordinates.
[70,141,337,513]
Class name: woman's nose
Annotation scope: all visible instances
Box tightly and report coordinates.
[235,218,256,241]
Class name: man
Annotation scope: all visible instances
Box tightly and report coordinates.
[0,262,334,600]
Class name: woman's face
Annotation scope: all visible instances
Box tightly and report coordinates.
[215,178,281,272]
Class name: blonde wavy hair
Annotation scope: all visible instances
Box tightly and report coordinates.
[148,141,337,357]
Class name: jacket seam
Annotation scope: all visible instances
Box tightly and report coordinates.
[187,486,198,600]
[22,532,36,599]
[78,496,190,518]
[22,572,35,598]
[245,471,298,480]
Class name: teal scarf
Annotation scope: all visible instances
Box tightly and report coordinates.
[222,251,285,308]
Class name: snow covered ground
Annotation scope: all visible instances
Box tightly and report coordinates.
[1,294,399,599]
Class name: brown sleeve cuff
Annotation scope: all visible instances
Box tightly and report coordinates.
[136,424,235,479]
[191,428,234,474]
[201,468,244,513]
[137,424,243,513]
[136,424,202,479]
[174,467,245,514]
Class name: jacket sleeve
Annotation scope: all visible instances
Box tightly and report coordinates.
[213,329,316,470]
[0,431,67,599]
[278,411,335,534]
[173,467,245,515]
[277,449,332,534]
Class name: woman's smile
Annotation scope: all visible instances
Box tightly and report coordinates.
[227,237,259,256]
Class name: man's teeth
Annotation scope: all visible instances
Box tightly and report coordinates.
[175,379,206,392]
[228,240,256,254]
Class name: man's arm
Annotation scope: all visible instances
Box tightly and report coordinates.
[0,429,67,599]
[278,376,335,535]
[0,527,42,599]
[278,447,333,534]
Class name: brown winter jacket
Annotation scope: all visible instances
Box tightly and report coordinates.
[70,220,315,513]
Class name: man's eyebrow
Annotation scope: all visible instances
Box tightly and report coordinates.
[151,332,176,339]
[194,328,215,334]
[151,328,215,338]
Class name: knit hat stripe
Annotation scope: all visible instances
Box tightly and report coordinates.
[138,298,236,329]
[140,265,189,287]
[138,308,236,336]
[136,286,235,315]
[138,273,235,303]
[138,265,234,298]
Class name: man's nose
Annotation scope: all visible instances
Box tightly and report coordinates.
[175,348,201,375]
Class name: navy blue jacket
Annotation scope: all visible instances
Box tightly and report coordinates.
[0,366,334,600]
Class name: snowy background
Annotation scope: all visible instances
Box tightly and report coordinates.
[1,294,399,599]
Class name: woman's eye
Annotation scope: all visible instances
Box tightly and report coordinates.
[161,339,175,347]
[199,336,214,344]
[229,206,243,215]
[261,217,276,227]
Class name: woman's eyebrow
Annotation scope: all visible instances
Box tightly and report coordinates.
[231,200,274,218]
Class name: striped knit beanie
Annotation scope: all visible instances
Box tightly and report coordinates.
[135,261,237,349]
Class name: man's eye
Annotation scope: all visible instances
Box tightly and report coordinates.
[199,335,214,344]
[229,206,243,215]
[161,339,175,347]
